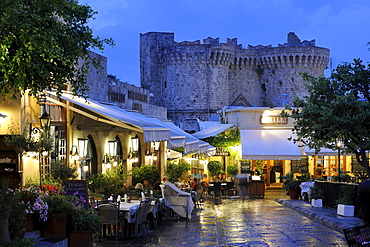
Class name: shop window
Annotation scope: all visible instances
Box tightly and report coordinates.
[314,156,345,178]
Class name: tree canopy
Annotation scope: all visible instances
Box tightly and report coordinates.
[283,59,370,175]
[0,0,114,99]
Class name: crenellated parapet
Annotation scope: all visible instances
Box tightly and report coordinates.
[159,33,329,71]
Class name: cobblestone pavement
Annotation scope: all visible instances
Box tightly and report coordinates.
[93,188,348,247]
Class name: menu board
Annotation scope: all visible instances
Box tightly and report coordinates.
[65,180,89,209]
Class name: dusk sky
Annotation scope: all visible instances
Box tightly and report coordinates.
[79,0,370,87]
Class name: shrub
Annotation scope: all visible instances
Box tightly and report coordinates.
[165,162,191,183]
[208,161,222,177]
[309,185,324,200]
[131,165,161,185]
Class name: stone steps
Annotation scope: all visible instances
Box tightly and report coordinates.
[24,231,68,247]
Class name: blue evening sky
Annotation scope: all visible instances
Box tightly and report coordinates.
[79,0,370,87]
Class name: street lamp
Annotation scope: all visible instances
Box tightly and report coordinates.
[337,141,342,182]
[39,111,51,130]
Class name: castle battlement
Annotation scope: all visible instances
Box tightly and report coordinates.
[140,32,330,125]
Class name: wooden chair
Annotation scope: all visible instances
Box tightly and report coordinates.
[98,203,121,241]
[195,186,204,209]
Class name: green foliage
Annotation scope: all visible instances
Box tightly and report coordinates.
[0,238,36,247]
[72,208,101,234]
[281,172,303,191]
[227,164,238,176]
[165,162,191,183]
[282,59,370,176]
[8,193,26,232]
[51,162,78,183]
[87,163,127,196]
[335,185,356,206]
[203,129,240,148]
[130,165,161,185]
[0,0,114,99]
[208,161,222,177]
[4,120,54,154]
[43,194,78,219]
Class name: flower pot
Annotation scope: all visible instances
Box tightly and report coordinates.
[22,213,35,232]
[288,188,300,200]
[42,214,68,238]
[337,204,355,217]
[69,231,93,247]
[311,199,323,207]
[11,228,27,240]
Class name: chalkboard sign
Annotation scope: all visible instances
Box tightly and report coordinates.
[65,180,89,209]
[291,158,308,173]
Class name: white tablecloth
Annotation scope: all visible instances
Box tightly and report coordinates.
[119,201,140,223]
[161,181,194,219]
[119,199,162,223]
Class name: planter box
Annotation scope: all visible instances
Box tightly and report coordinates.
[42,214,68,238]
[69,231,92,247]
[311,199,323,207]
[337,204,355,217]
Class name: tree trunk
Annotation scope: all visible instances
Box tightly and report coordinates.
[0,203,12,242]
[356,151,370,176]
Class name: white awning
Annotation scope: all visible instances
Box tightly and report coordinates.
[241,129,304,160]
[192,124,234,139]
[305,147,349,156]
[47,92,171,143]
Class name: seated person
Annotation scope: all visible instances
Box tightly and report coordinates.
[191,177,199,191]
[143,180,152,194]
[201,174,209,187]
[135,183,143,191]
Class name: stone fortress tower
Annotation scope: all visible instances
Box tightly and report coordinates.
[140,32,330,125]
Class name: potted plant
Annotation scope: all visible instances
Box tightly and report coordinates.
[282,173,302,200]
[336,185,356,217]
[208,161,222,178]
[69,208,101,247]
[42,194,78,238]
[227,164,238,177]
[309,185,324,207]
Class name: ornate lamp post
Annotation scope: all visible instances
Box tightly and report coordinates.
[337,141,342,183]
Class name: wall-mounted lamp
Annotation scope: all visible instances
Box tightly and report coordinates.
[0,113,7,118]
[131,135,139,152]
[83,165,89,172]
[152,141,160,151]
[78,138,89,157]
[70,145,79,156]
[103,154,110,164]
[108,141,117,157]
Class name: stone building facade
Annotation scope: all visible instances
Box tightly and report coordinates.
[86,51,167,120]
[140,32,330,125]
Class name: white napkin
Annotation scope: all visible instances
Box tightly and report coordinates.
[124,194,128,202]
[108,195,113,201]
[117,195,121,202]
[141,192,145,200]
[150,190,153,195]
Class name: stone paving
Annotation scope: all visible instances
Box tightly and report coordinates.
[93,188,352,247]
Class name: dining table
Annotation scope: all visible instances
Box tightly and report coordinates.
[118,198,163,238]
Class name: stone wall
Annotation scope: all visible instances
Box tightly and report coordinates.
[140,32,330,125]
[85,51,167,120]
